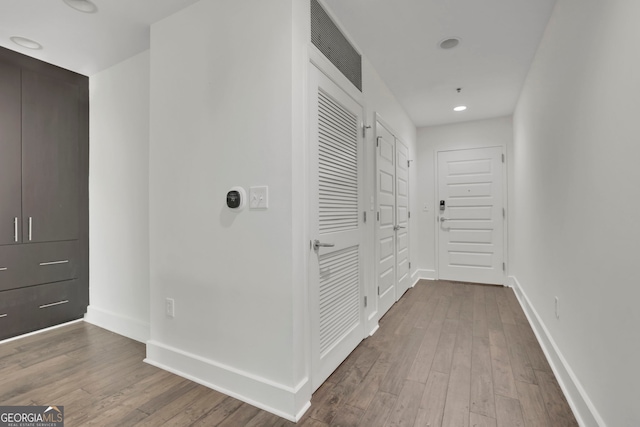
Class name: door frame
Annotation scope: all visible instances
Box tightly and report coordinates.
[434,146,509,285]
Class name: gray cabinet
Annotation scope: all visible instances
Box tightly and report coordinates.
[22,70,80,243]
[0,47,88,341]
[0,62,22,246]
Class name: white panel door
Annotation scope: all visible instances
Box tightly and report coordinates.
[309,65,365,391]
[375,121,396,317]
[437,147,505,284]
[395,140,411,298]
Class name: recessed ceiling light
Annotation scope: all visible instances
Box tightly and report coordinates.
[439,37,461,50]
[63,0,98,13]
[10,36,42,50]
[454,106,467,112]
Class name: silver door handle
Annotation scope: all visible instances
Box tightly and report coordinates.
[14,217,18,242]
[393,225,406,231]
[313,240,335,251]
[28,217,33,241]
[440,217,451,222]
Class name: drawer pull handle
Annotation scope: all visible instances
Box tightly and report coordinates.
[39,300,69,309]
[0,267,7,271]
[0,314,7,318]
[28,217,32,241]
[14,217,18,242]
[39,260,70,266]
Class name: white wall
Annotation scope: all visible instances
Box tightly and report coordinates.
[512,0,640,425]
[147,0,305,420]
[86,51,150,343]
[414,116,513,279]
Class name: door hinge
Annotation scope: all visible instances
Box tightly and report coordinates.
[377,286,380,296]
[364,211,367,223]
[408,211,411,219]
[502,208,505,218]
[364,296,367,307]
[502,153,505,163]
[377,211,380,221]
[376,136,381,147]
[502,262,506,271]
[409,262,412,269]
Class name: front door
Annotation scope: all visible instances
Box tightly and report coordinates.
[437,147,505,284]
[309,65,365,390]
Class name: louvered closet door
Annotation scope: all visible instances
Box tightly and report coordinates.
[309,65,365,391]
[395,139,411,298]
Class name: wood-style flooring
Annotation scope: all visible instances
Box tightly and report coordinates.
[0,280,578,426]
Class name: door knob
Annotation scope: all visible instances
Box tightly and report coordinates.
[393,225,406,231]
[313,240,335,251]
[440,217,451,222]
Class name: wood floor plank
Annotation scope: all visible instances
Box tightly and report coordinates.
[488,329,518,400]
[470,411,498,427]
[484,287,504,331]
[470,336,496,418]
[414,370,449,427]
[515,381,550,427]
[330,404,364,427]
[495,395,525,427]
[379,328,423,395]
[407,296,448,383]
[190,396,245,426]
[385,380,425,427]
[503,323,536,384]
[357,391,397,427]
[534,370,579,427]
[442,320,473,427]
[347,351,392,410]
[473,286,489,338]
[431,332,456,374]
[494,290,516,326]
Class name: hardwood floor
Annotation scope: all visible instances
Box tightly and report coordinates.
[0,280,578,426]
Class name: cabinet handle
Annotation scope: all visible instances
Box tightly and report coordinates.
[39,300,69,309]
[28,217,33,241]
[14,217,18,242]
[0,314,7,318]
[39,260,69,266]
[0,268,7,271]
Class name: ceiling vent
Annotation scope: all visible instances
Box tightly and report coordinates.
[311,0,362,92]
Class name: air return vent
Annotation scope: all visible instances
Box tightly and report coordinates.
[311,0,362,92]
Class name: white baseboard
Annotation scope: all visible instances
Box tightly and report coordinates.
[145,340,310,422]
[509,276,605,427]
[411,269,436,285]
[84,306,150,343]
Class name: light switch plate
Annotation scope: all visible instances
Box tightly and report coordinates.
[249,186,268,209]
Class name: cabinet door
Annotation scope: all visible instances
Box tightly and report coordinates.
[22,71,79,242]
[0,62,22,245]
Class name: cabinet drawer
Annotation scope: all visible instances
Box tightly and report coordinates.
[0,241,79,292]
[0,279,85,341]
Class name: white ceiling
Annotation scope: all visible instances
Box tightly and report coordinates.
[0,0,557,127]
[324,0,558,127]
[0,0,201,76]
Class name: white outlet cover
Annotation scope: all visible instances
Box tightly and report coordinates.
[249,186,268,209]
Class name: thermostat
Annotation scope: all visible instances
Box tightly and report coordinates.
[227,187,246,210]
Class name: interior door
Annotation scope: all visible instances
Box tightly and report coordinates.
[0,62,22,245]
[395,140,411,298]
[375,122,396,316]
[437,147,505,284]
[309,65,365,391]
[22,71,80,243]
